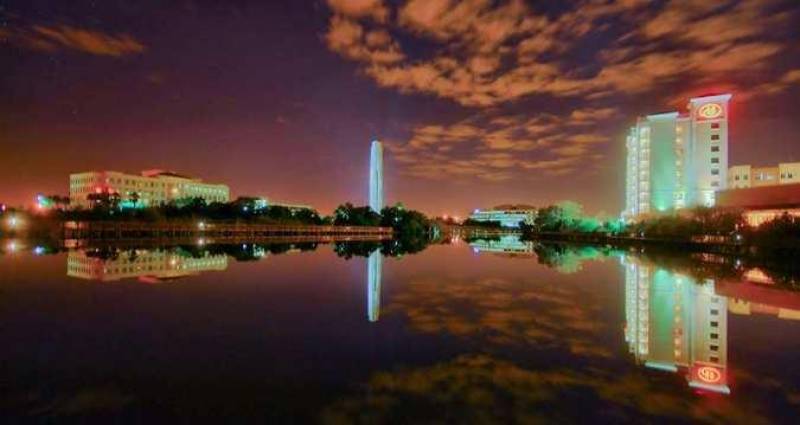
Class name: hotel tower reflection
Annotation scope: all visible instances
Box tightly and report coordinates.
[623,255,730,394]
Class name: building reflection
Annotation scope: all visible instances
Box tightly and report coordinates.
[623,255,730,394]
[622,255,800,396]
[468,235,535,256]
[367,249,382,322]
[67,248,228,282]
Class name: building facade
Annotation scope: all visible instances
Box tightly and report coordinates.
[624,94,731,217]
[469,204,537,228]
[67,248,228,282]
[69,170,229,209]
[728,162,800,189]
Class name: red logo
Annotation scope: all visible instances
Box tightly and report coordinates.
[697,366,722,384]
[697,103,724,120]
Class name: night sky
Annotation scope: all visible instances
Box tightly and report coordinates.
[2,0,800,216]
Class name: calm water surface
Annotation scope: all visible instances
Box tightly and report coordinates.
[1,238,800,423]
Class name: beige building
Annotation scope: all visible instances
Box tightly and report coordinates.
[69,169,229,209]
[728,162,800,189]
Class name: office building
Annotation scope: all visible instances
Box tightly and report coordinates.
[69,169,229,209]
[728,162,800,189]
[624,94,731,217]
[469,204,537,228]
[716,182,800,226]
[369,140,384,213]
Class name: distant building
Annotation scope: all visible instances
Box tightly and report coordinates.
[237,196,314,213]
[716,183,800,226]
[69,169,229,209]
[469,204,536,228]
[369,140,384,213]
[624,94,731,217]
[728,162,800,189]
[469,234,535,255]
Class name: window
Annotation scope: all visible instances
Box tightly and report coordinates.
[711,123,720,129]
[710,345,719,352]
[711,158,719,164]
[782,173,786,179]
[711,146,720,152]
[711,309,719,315]
[745,175,749,180]
[711,169,719,175]
[710,356,719,363]
[790,173,795,179]
[735,175,740,181]
[711,134,720,141]
[711,321,719,327]
[711,181,719,187]
[711,333,719,339]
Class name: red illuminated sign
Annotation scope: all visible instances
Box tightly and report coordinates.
[697,366,722,384]
[697,103,724,120]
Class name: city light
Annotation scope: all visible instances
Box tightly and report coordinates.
[33,246,46,255]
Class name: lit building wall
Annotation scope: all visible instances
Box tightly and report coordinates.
[469,207,537,228]
[69,170,229,209]
[779,162,800,184]
[688,95,731,207]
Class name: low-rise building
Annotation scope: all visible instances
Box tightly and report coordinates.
[716,183,800,226]
[728,162,800,189]
[69,169,229,209]
[469,204,537,228]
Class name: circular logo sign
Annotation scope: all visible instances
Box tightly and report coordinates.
[697,103,723,120]
[697,366,722,383]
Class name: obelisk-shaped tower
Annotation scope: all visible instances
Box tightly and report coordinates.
[369,140,383,213]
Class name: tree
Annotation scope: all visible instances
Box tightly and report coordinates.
[333,203,381,226]
[129,192,140,209]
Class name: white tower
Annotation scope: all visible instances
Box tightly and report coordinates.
[369,140,384,212]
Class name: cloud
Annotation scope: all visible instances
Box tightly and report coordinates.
[324,0,798,107]
[326,0,388,22]
[2,23,146,57]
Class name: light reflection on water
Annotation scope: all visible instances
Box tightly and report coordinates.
[1,237,799,422]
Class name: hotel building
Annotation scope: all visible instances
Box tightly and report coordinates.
[624,94,731,217]
[69,169,230,209]
[728,162,800,189]
[469,204,537,228]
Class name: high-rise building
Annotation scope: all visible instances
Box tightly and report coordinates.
[369,140,383,213]
[624,94,731,217]
[69,169,229,209]
[728,162,800,189]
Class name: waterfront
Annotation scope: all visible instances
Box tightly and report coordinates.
[1,238,799,422]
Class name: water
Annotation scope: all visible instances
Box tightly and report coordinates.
[1,237,800,423]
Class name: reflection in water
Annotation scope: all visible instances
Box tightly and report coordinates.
[469,234,535,256]
[67,248,228,283]
[622,255,730,394]
[367,249,382,322]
